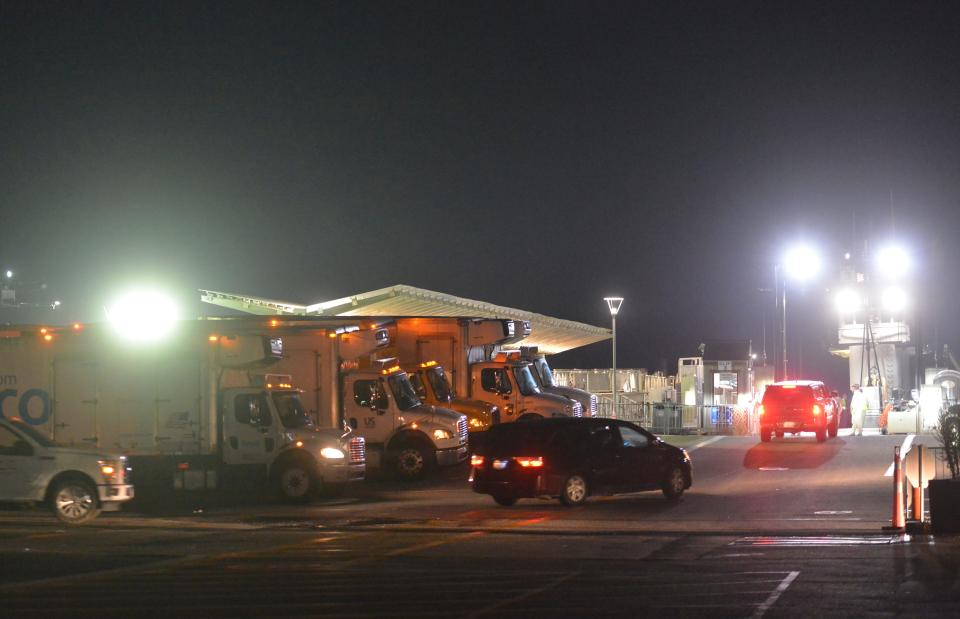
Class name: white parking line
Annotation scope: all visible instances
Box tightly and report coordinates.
[884,434,915,476]
[687,436,725,451]
[751,571,799,618]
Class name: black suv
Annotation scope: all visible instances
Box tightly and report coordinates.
[470,417,692,506]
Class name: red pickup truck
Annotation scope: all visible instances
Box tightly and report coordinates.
[758,380,839,443]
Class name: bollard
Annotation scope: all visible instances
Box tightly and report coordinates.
[910,445,925,523]
[883,446,906,531]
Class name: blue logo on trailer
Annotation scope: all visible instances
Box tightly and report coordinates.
[0,388,52,425]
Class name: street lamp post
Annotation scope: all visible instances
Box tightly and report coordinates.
[778,245,821,382]
[604,297,624,416]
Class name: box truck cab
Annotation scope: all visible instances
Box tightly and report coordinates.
[470,358,582,421]
[0,416,133,524]
[341,360,468,479]
[504,347,598,417]
[219,373,366,500]
[407,361,500,433]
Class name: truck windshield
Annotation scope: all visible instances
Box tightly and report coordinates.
[387,374,422,411]
[512,366,541,396]
[8,418,56,447]
[271,392,314,429]
[426,367,453,402]
[533,358,557,388]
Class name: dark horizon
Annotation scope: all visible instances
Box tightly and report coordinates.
[3,1,959,388]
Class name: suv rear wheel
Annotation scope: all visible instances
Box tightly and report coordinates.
[815,427,827,442]
[760,428,772,442]
[493,494,517,506]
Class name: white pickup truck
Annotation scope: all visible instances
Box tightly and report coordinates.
[0,417,134,524]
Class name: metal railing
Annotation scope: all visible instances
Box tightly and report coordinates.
[594,400,755,436]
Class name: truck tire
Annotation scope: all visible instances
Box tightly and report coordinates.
[49,478,101,525]
[815,427,827,443]
[517,412,544,421]
[276,463,317,503]
[393,443,432,480]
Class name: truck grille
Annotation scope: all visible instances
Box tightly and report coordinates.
[572,401,583,417]
[457,416,468,445]
[348,436,366,463]
[589,395,598,416]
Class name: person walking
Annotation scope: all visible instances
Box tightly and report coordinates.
[850,384,868,436]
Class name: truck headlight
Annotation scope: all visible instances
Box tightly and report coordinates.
[320,447,345,459]
[98,460,120,482]
[433,429,451,440]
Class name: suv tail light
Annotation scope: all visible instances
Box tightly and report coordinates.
[515,456,544,468]
[758,404,765,417]
[812,404,822,417]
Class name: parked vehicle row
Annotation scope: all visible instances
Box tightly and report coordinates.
[0,315,600,522]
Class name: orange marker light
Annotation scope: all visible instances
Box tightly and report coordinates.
[270,319,279,327]
[208,335,218,342]
[40,327,48,334]
[470,455,484,467]
[43,334,53,342]
[73,323,82,331]
[515,457,544,468]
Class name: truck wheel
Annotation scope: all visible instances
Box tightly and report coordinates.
[393,444,431,480]
[760,428,772,442]
[493,494,517,506]
[559,474,588,506]
[662,466,686,501]
[50,479,101,525]
[277,464,317,503]
[815,427,827,443]
[517,412,544,421]
[828,418,839,438]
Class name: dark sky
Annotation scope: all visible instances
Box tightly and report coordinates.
[3,1,960,383]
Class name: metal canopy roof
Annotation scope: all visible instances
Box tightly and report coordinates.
[199,285,610,355]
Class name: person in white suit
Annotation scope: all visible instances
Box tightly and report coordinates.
[850,384,868,436]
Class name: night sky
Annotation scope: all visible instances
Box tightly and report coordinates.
[3,1,960,385]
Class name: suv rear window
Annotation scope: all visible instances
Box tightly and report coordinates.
[482,423,558,453]
[763,385,815,404]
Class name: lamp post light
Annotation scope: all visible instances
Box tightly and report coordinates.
[777,245,821,381]
[604,297,624,415]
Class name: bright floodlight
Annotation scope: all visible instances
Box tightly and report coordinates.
[834,288,862,315]
[876,245,911,279]
[782,245,821,282]
[4,270,11,279]
[105,289,179,341]
[881,286,909,313]
[604,297,624,316]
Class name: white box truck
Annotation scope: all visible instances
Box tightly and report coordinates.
[389,318,582,422]
[505,346,598,417]
[0,321,366,504]
[265,324,469,480]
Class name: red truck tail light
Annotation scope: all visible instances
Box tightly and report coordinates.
[515,456,544,468]
[813,404,822,416]
[758,404,765,417]
[470,455,485,467]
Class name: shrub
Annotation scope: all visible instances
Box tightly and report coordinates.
[933,404,960,480]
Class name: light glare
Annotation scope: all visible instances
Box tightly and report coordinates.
[105,289,179,342]
[876,245,911,279]
[834,288,862,315]
[782,245,821,281]
[882,286,909,313]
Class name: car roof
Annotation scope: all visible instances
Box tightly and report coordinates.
[770,380,824,387]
